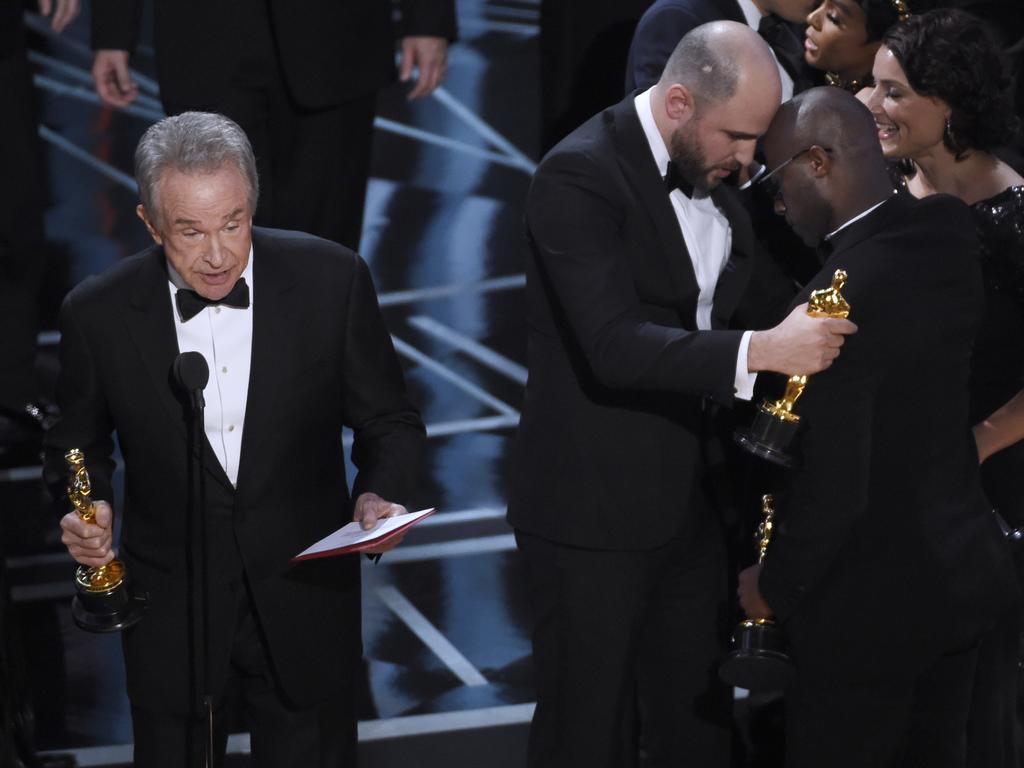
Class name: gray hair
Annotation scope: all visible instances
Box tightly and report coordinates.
[134,112,259,224]
[660,24,740,108]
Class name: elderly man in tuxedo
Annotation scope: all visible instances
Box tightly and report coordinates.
[45,112,424,767]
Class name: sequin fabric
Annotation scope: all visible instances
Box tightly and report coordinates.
[973,186,1024,311]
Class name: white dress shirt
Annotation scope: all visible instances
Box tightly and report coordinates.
[168,247,254,487]
[736,0,794,102]
[635,88,757,399]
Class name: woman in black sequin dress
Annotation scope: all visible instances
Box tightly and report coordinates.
[864,9,1024,767]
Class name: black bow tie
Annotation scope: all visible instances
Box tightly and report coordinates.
[664,162,694,198]
[175,278,250,321]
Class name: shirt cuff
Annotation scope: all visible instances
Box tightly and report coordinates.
[734,330,757,401]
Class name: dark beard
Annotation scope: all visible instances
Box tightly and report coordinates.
[669,122,713,199]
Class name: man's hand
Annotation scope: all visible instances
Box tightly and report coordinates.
[399,36,448,100]
[353,492,409,554]
[92,50,139,107]
[38,0,80,33]
[60,500,114,567]
[738,563,773,620]
[748,303,857,375]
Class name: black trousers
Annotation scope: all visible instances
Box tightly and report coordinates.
[130,590,356,768]
[515,518,733,768]
[162,2,376,252]
[786,642,980,768]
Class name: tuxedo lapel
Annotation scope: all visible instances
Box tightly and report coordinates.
[709,187,755,329]
[610,97,700,311]
[236,235,299,493]
[125,250,234,493]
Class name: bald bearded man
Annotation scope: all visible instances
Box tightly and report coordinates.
[511,25,857,767]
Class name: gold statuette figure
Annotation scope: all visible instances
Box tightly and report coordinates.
[735,269,852,467]
[65,449,146,632]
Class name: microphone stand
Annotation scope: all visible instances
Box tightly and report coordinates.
[179,357,213,768]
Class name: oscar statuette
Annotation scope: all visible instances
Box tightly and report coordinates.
[719,494,793,692]
[735,269,852,467]
[65,449,147,632]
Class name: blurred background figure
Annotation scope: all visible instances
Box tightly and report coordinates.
[626,0,821,98]
[1,2,78,767]
[0,0,71,470]
[864,9,1024,766]
[90,0,456,251]
[539,0,654,151]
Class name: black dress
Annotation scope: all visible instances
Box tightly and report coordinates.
[965,185,1024,768]
[971,186,1024,529]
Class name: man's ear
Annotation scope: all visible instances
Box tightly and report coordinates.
[807,145,832,178]
[663,83,697,125]
[136,204,163,245]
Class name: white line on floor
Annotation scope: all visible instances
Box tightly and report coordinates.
[375,585,489,687]
[430,86,537,173]
[391,335,519,418]
[419,507,507,526]
[408,316,528,385]
[378,273,526,307]
[373,534,517,564]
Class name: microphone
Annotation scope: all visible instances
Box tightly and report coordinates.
[173,352,209,410]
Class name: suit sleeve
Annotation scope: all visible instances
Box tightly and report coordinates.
[42,290,118,509]
[90,0,143,52]
[758,331,882,621]
[527,148,745,400]
[341,257,426,506]
[395,0,458,40]
[626,7,705,92]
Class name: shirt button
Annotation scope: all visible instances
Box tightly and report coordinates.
[222,366,228,374]
[228,425,235,432]
[215,307,221,314]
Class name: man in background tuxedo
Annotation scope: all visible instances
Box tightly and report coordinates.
[509,23,857,767]
[90,0,456,250]
[45,112,424,766]
[626,0,819,98]
[738,87,1018,766]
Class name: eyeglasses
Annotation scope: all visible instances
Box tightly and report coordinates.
[758,145,832,198]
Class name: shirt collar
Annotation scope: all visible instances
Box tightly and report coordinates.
[634,87,674,187]
[825,193,896,241]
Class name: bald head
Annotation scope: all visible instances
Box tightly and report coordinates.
[658,21,781,108]
[767,87,884,171]
[762,87,893,246]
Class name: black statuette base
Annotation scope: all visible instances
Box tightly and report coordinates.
[719,620,793,692]
[734,407,800,468]
[71,579,148,633]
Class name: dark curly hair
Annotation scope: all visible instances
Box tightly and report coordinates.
[883,9,1020,157]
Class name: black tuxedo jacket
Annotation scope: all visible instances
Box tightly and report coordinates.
[91,0,457,111]
[625,0,817,95]
[759,194,1018,684]
[508,94,771,551]
[43,228,424,714]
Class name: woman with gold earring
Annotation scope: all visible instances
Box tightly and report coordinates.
[802,0,914,93]
[864,9,1024,766]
